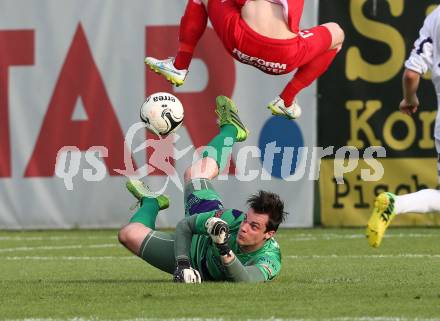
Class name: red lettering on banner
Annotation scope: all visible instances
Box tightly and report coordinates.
[0,30,34,177]
[145,26,236,175]
[25,24,132,177]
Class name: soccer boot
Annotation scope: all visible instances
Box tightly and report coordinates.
[144,57,188,87]
[366,192,396,248]
[126,179,170,210]
[215,95,249,142]
[267,96,302,120]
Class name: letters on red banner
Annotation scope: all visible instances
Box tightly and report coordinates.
[25,24,132,177]
[0,30,34,177]
[2,24,236,179]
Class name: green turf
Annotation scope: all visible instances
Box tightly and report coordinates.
[1,228,440,321]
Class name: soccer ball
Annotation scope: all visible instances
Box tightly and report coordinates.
[140,92,184,136]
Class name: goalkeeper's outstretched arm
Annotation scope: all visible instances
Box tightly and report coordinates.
[174,215,201,283]
[174,215,198,262]
[220,251,266,282]
[176,215,269,282]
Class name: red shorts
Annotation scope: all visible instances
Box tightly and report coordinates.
[207,0,332,75]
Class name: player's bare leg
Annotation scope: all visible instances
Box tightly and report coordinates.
[118,223,152,256]
[241,0,296,40]
[322,22,345,50]
[185,157,219,183]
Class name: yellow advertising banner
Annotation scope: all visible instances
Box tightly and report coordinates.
[318,0,439,226]
[320,158,440,226]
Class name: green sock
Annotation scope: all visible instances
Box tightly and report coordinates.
[129,197,159,229]
[202,124,237,172]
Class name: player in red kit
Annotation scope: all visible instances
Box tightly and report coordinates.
[145,0,344,120]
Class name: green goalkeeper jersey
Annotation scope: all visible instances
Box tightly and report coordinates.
[189,209,282,281]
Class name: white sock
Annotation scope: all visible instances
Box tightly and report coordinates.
[395,189,440,214]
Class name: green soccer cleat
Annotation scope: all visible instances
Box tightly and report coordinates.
[366,192,396,248]
[126,179,170,210]
[215,96,249,142]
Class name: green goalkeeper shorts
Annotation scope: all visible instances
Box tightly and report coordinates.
[137,178,223,274]
[139,230,176,274]
[184,178,224,217]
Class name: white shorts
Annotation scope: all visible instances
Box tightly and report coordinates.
[436,139,440,184]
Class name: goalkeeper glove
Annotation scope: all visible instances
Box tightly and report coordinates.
[173,258,201,283]
[205,217,231,256]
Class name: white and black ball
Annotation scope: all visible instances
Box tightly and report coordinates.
[140,92,184,136]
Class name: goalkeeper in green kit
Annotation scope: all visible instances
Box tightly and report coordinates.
[118,96,287,283]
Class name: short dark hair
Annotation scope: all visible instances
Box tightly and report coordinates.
[246,190,288,232]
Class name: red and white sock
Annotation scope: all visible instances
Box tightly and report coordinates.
[280,49,338,106]
[174,0,208,70]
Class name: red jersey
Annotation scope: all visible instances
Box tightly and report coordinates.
[207,0,331,75]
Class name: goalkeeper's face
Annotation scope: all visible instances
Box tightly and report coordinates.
[236,209,275,250]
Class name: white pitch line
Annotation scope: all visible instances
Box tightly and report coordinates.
[0,235,117,241]
[3,254,439,261]
[282,233,440,241]
[5,254,437,261]
[7,317,440,321]
[0,233,437,242]
[0,243,118,253]
[286,254,440,259]
[0,256,135,261]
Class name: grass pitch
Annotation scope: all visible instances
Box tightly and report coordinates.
[1,228,440,321]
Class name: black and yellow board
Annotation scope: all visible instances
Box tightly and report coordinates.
[318,0,439,226]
